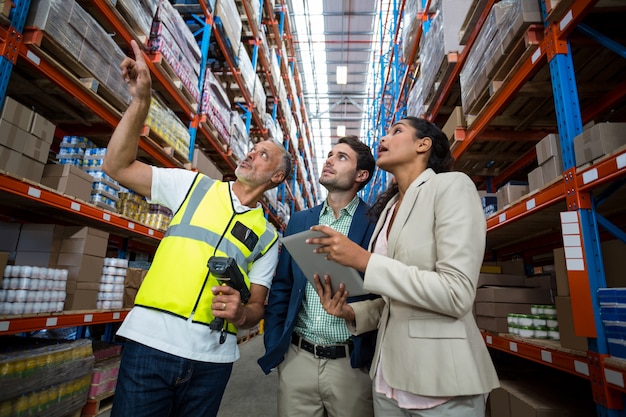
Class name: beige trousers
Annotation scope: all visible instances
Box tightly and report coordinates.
[277,341,374,417]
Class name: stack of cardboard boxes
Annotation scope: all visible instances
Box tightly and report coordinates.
[1,222,110,312]
[0,97,56,183]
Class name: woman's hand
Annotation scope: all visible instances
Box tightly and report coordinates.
[308,225,371,272]
[313,274,355,323]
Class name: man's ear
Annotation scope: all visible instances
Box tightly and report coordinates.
[270,170,286,185]
[355,169,369,185]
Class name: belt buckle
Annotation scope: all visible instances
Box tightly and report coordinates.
[313,343,324,359]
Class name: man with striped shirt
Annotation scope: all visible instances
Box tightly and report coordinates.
[259,136,378,417]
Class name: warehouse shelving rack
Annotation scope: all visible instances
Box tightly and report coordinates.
[372,0,626,415]
[0,0,318,336]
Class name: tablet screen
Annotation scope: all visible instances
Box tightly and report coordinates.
[281,229,366,296]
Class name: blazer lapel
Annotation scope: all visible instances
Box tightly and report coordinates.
[347,199,369,244]
[387,169,436,256]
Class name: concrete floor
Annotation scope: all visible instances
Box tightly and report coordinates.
[218,335,278,417]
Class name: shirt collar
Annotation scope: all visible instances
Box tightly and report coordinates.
[321,195,360,218]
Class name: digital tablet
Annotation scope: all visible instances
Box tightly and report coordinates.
[281,229,366,296]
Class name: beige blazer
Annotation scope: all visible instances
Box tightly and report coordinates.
[350,169,499,397]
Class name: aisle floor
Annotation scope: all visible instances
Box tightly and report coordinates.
[218,335,278,417]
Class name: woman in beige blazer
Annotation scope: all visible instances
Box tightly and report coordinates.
[309,117,500,416]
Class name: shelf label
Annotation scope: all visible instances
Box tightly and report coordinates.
[560,10,573,31]
[149,229,154,236]
[562,234,581,247]
[561,222,580,235]
[509,342,518,352]
[574,360,589,376]
[566,258,585,271]
[526,198,536,211]
[128,222,135,229]
[83,314,93,323]
[617,153,626,170]
[582,169,598,185]
[540,350,552,363]
[0,321,9,332]
[45,317,58,327]
[103,213,111,221]
[113,312,121,320]
[498,213,506,224]
[28,187,41,198]
[486,335,492,344]
[531,48,541,64]
[26,50,41,65]
[605,369,625,388]
[71,202,81,211]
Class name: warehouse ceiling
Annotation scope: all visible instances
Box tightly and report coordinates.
[286,0,388,176]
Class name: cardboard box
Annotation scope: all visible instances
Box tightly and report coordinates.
[553,247,568,296]
[475,302,532,317]
[17,224,64,252]
[64,289,98,310]
[60,226,109,257]
[0,251,8,288]
[535,133,561,165]
[497,183,529,207]
[442,106,466,141]
[0,119,27,153]
[574,123,626,167]
[192,148,223,179]
[540,156,562,184]
[123,287,139,308]
[21,131,51,163]
[1,96,33,131]
[476,286,553,304]
[602,239,626,287]
[478,273,527,288]
[0,144,23,175]
[125,267,148,289]
[30,112,56,144]
[527,166,543,192]
[17,154,45,183]
[554,296,588,351]
[476,315,509,333]
[489,387,511,417]
[41,164,94,202]
[0,222,21,251]
[56,253,104,283]
[14,250,59,267]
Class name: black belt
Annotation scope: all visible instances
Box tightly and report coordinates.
[291,334,351,359]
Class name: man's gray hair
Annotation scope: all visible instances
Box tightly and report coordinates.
[268,138,292,182]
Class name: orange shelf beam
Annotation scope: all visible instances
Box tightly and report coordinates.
[0,310,129,335]
[486,179,565,231]
[482,332,591,380]
[0,173,164,240]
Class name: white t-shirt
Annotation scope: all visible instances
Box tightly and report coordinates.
[116,167,279,362]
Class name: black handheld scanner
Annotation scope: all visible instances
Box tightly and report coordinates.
[208,256,250,333]
[208,256,251,303]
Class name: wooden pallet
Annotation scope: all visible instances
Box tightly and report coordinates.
[424,52,459,115]
[81,392,115,417]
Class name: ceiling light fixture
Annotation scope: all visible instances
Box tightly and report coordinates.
[336,65,347,85]
[337,125,346,137]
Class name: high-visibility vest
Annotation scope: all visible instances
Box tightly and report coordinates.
[135,174,278,333]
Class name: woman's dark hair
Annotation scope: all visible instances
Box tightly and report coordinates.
[338,135,376,191]
[367,117,454,218]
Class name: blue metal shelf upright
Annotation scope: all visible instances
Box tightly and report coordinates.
[0,0,31,113]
